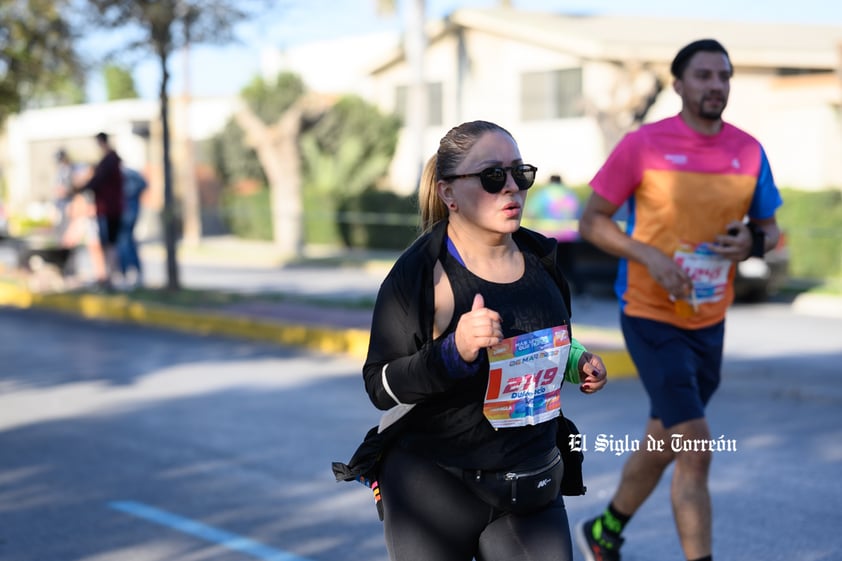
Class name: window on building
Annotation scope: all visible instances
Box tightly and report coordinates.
[520,68,583,121]
[775,67,832,76]
[394,82,443,127]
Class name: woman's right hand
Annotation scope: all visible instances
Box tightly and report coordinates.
[454,293,503,362]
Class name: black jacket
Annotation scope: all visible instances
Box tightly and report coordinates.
[362,219,573,409]
[333,220,586,505]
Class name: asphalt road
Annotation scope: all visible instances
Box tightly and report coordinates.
[1,297,841,560]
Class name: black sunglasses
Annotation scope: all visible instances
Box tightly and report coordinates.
[443,164,538,194]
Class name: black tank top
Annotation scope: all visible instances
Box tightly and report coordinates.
[400,235,572,470]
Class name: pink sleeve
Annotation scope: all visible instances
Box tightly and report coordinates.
[588,131,643,206]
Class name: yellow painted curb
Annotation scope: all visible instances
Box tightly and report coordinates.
[0,283,636,378]
[0,282,371,360]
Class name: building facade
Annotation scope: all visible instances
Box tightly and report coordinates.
[367,8,842,191]
[3,8,840,228]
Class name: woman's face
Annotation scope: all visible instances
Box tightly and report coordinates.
[440,130,527,236]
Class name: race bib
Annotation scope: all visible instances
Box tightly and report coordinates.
[483,326,571,429]
[673,242,732,304]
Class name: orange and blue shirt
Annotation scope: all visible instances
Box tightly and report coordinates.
[590,114,783,329]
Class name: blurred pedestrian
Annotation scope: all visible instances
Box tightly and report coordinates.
[53,148,76,235]
[523,174,580,242]
[75,132,123,290]
[117,166,147,289]
[334,120,607,561]
[61,168,105,285]
[575,39,782,561]
[522,173,587,295]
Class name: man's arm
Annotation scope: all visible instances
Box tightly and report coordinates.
[579,192,693,300]
[711,216,781,262]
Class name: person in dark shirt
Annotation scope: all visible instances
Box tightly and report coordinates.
[339,120,607,561]
[77,132,124,289]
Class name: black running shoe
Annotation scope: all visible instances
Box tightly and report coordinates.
[575,517,624,561]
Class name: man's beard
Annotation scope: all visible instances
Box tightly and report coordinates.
[699,107,724,120]
[698,96,726,121]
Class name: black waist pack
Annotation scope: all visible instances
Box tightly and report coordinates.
[557,415,586,496]
[441,448,563,515]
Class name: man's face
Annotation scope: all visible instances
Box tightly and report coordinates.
[675,51,732,121]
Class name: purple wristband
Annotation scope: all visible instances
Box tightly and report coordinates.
[440,332,481,378]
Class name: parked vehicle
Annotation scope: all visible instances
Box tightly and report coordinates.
[0,201,8,239]
[733,231,789,301]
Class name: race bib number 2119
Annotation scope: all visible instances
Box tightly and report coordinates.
[483,325,571,429]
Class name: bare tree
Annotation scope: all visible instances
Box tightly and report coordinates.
[584,60,667,152]
[234,93,334,256]
[84,0,271,290]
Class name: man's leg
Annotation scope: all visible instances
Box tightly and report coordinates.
[575,416,675,561]
[611,417,675,517]
[116,218,132,276]
[669,417,713,560]
[103,215,122,286]
[610,416,713,560]
[577,314,721,561]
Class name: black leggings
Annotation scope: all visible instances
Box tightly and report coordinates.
[379,446,573,561]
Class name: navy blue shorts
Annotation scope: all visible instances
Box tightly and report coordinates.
[621,313,724,429]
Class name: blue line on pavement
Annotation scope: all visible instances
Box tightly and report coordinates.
[109,500,314,561]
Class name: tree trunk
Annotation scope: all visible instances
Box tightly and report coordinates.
[234,95,334,257]
[159,50,180,290]
[404,0,427,187]
[272,109,304,256]
[234,103,304,257]
[587,62,666,155]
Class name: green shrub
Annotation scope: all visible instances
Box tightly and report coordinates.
[300,94,402,248]
[336,188,419,250]
[302,186,342,246]
[219,188,272,240]
[777,188,842,280]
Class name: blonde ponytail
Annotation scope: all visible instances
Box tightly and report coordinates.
[419,154,447,233]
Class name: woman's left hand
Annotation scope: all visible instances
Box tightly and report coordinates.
[578,352,607,394]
